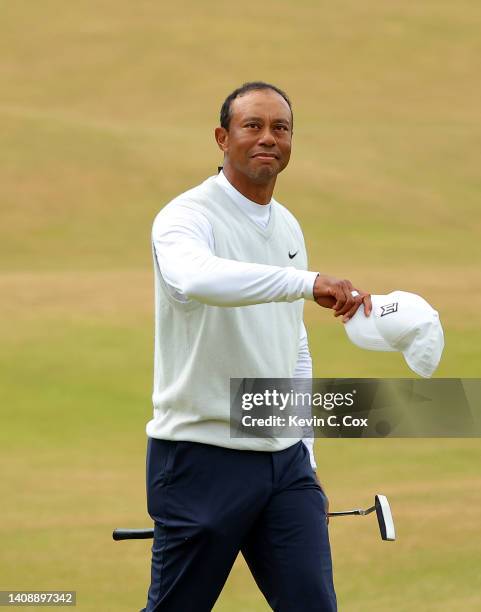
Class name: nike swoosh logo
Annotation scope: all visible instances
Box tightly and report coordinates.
[288,251,298,259]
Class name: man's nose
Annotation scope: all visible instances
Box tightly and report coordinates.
[257,127,276,146]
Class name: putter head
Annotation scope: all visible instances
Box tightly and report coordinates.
[375,495,396,541]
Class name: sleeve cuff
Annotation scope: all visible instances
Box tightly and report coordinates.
[302,437,317,470]
[302,271,320,301]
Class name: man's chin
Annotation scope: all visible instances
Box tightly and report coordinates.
[249,165,279,183]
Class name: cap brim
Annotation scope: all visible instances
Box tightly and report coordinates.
[402,315,445,378]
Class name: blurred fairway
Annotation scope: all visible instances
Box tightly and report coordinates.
[1,1,480,610]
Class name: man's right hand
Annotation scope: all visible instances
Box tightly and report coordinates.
[313,274,372,323]
[313,472,330,524]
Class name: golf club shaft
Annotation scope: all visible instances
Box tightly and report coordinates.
[113,528,154,540]
[113,505,377,540]
[329,505,375,517]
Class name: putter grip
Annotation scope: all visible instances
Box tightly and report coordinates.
[112,528,154,541]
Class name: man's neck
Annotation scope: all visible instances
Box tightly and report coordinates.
[222,165,275,205]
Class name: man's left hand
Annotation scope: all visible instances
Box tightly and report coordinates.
[312,274,372,323]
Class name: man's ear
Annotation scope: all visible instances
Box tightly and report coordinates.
[214,126,228,152]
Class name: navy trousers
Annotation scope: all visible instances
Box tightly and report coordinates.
[142,439,337,612]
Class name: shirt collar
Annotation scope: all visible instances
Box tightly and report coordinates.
[215,170,272,229]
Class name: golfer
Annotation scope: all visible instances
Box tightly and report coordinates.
[142,82,371,611]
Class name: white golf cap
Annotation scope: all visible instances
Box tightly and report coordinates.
[344,291,444,378]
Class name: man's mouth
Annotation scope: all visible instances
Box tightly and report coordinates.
[252,153,279,160]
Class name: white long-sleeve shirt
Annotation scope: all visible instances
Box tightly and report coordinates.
[152,171,317,468]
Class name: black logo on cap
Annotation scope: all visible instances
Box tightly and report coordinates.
[380,303,399,317]
[288,250,298,259]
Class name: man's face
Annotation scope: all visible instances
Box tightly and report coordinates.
[216,89,293,185]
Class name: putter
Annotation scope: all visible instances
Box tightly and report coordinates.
[113,494,395,543]
[328,494,395,541]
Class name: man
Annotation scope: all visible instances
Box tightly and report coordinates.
[143,82,371,611]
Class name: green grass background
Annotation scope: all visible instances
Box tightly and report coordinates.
[1,1,480,610]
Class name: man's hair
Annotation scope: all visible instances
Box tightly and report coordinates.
[219,81,293,131]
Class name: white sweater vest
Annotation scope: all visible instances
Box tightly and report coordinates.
[147,176,308,451]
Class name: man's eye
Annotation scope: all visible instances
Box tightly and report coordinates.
[275,125,289,131]
[246,123,260,129]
